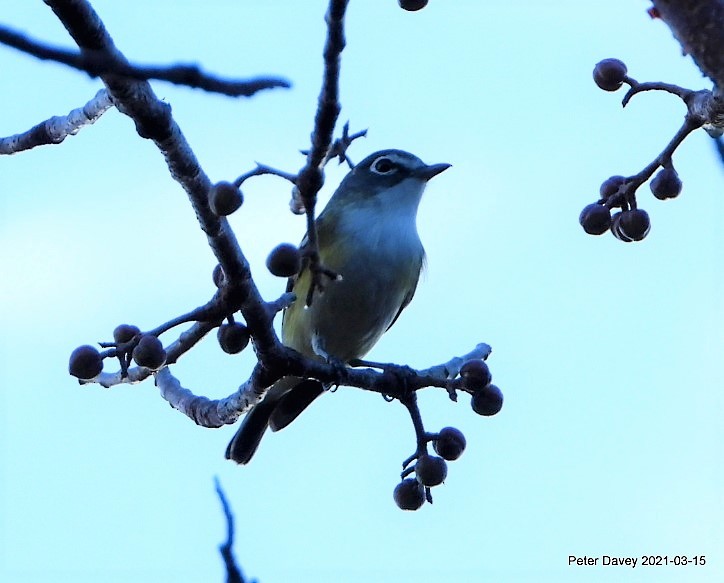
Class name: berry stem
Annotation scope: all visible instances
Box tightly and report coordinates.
[606,115,702,210]
[400,391,429,461]
[622,80,693,108]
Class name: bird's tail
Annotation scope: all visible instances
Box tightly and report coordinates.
[225,378,324,464]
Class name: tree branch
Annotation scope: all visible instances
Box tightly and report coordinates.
[293,0,350,305]
[0,88,112,154]
[154,343,492,429]
[214,478,248,583]
[650,0,724,90]
[0,23,290,97]
[44,0,283,359]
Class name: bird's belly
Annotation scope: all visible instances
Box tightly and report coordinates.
[312,267,408,361]
[283,248,419,363]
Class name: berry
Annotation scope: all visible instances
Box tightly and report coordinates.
[132,335,166,370]
[579,203,612,235]
[434,427,466,461]
[393,478,426,511]
[471,384,504,416]
[612,209,650,242]
[69,345,103,379]
[415,454,448,487]
[399,0,428,11]
[650,168,682,200]
[593,58,628,91]
[599,175,625,199]
[620,208,651,241]
[113,324,140,344]
[266,243,302,277]
[209,181,243,216]
[610,212,625,241]
[212,264,226,288]
[459,359,492,391]
[217,323,251,354]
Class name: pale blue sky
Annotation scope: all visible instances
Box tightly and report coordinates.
[1,2,722,582]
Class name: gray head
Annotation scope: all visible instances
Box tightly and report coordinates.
[330,149,451,205]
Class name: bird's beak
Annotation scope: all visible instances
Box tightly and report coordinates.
[415,162,452,181]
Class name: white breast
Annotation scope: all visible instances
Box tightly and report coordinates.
[336,177,426,261]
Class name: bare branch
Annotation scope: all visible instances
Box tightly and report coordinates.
[214,478,247,583]
[44,0,283,361]
[153,343,492,429]
[294,0,350,305]
[0,88,112,154]
[0,23,290,97]
[295,0,349,210]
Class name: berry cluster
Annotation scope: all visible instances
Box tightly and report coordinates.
[394,427,464,510]
[68,324,167,380]
[579,182,653,243]
[393,358,503,511]
[68,252,273,381]
[579,58,711,242]
[67,243,299,383]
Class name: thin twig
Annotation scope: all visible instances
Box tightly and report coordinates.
[621,79,693,108]
[91,320,217,388]
[295,0,350,304]
[234,163,298,188]
[0,23,290,97]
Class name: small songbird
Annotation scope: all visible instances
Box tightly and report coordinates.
[225,149,450,464]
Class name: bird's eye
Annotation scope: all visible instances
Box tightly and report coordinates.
[372,157,397,174]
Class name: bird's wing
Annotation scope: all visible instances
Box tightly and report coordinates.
[386,253,425,332]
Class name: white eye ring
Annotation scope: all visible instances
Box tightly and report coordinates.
[371,157,397,175]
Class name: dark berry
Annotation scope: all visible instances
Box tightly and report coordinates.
[399,0,428,11]
[612,209,650,242]
[217,323,251,354]
[266,243,302,277]
[650,168,682,200]
[132,335,166,370]
[620,208,650,241]
[459,359,492,392]
[113,324,140,345]
[610,212,626,242]
[393,478,426,511]
[593,58,628,91]
[579,203,612,235]
[212,264,226,288]
[471,384,504,416]
[209,181,243,216]
[69,345,103,379]
[599,175,625,199]
[415,454,448,487]
[434,427,466,461]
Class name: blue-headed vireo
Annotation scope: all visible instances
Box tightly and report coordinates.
[226,149,450,464]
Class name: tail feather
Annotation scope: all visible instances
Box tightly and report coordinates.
[269,379,325,431]
[225,398,276,465]
[225,377,324,464]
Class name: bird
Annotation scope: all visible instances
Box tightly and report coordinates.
[225,149,450,464]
